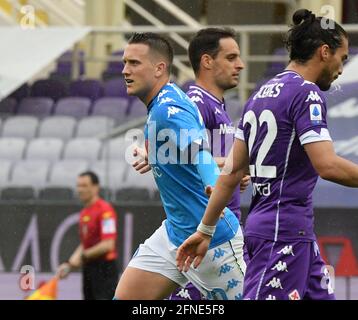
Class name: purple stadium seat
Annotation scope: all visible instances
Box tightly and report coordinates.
[91,97,128,121]
[17,97,54,117]
[55,50,85,76]
[54,97,91,119]
[69,79,103,101]
[30,79,68,101]
[102,50,124,80]
[108,50,124,72]
[0,98,17,116]
[127,99,147,119]
[103,78,128,98]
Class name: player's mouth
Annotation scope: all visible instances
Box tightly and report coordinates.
[125,79,134,86]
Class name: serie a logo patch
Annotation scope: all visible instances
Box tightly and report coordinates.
[310,104,322,122]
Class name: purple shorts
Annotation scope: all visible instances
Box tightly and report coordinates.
[168,283,203,300]
[243,236,335,300]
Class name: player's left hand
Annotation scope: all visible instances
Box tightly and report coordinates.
[132,146,151,174]
[240,175,251,193]
[176,231,211,272]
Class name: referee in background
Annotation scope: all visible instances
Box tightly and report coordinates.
[57,171,119,300]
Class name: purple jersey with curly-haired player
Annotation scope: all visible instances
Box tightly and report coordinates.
[235,71,335,300]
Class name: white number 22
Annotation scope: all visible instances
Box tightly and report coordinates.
[243,110,277,178]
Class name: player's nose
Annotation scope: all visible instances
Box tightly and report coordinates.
[122,63,130,76]
[236,58,245,70]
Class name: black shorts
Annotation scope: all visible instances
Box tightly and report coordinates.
[82,259,119,300]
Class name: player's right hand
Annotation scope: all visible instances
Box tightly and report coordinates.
[56,263,71,280]
[176,231,211,272]
[132,146,151,174]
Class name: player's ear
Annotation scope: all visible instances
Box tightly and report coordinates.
[201,54,214,71]
[155,61,167,77]
[319,44,331,62]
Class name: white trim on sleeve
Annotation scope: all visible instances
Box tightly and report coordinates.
[235,128,244,141]
[299,128,332,145]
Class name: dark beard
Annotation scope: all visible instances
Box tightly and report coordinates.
[316,68,332,91]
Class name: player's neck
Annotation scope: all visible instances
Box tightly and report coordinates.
[195,78,224,102]
[143,77,170,106]
[285,61,320,84]
[84,196,99,208]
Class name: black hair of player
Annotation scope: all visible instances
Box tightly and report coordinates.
[128,32,174,74]
[188,27,237,75]
[285,8,348,63]
[79,171,100,185]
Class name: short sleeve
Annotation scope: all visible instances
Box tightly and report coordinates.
[290,86,332,145]
[100,209,117,240]
[235,108,246,141]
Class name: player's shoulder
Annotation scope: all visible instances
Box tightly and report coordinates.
[293,80,326,104]
[152,83,197,119]
[186,86,206,107]
[278,72,323,99]
[155,83,187,106]
[97,198,115,213]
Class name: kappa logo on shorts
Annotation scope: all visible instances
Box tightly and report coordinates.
[266,277,283,289]
[235,293,243,300]
[277,245,295,256]
[218,263,234,276]
[227,279,240,290]
[212,248,227,261]
[176,288,192,300]
[288,289,301,300]
[271,261,288,272]
[265,294,277,300]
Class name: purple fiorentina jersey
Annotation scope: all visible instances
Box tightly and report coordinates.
[187,85,241,220]
[236,71,332,242]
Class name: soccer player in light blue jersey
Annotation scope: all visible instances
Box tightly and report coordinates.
[114,32,246,300]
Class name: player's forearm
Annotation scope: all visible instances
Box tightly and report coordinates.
[68,245,83,269]
[202,171,244,226]
[83,239,115,261]
[320,155,358,187]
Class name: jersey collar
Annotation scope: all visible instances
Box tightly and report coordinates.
[189,84,225,109]
[147,82,172,114]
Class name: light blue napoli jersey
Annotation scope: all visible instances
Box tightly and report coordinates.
[144,82,239,249]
